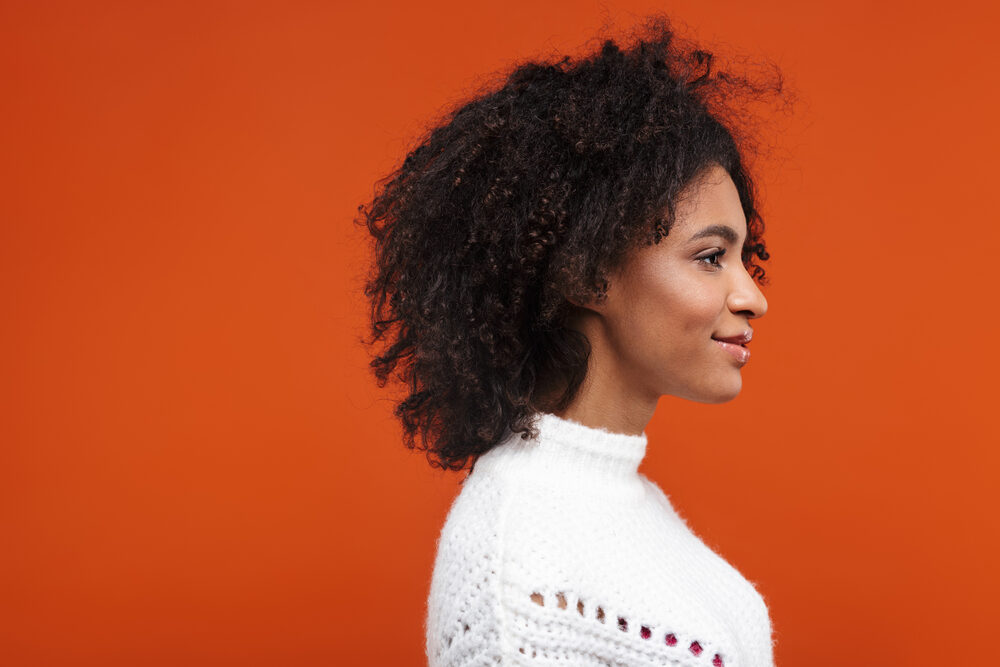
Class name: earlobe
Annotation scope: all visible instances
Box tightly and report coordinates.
[565,280,615,317]
[563,298,596,326]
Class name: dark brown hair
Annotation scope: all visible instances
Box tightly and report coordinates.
[355,13,791,473]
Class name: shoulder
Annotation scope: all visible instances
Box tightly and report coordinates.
[437,469,511,544]
[426,472,512,666]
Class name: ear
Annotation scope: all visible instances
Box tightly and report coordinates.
[565,270,618,316]
[565,293,609,317]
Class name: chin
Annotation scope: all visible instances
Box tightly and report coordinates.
[684,378,743,404]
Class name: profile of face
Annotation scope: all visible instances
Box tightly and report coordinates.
[577,164,769,405]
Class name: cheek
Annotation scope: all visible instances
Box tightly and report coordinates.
[675,285,722,337]
[614,277,718,355]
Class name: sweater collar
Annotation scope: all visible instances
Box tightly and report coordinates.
[475,411,648,479]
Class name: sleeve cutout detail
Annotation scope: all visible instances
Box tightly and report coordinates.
[526,590,727,665]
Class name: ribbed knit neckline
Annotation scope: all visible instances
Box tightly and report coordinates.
[474,411,649,479]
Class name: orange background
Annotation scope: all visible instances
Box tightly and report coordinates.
[2,1,998,665]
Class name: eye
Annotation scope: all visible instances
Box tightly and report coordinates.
[697,249,726,269]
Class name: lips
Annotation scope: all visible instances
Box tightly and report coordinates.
[713,338,751,364]
[712,330,752,365]
[712,330,752,346]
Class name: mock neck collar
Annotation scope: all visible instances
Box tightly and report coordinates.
[473,411,648,479]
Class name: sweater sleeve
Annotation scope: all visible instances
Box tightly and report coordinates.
[425,473,511,666]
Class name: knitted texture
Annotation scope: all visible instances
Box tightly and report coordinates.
[425,411,776,667]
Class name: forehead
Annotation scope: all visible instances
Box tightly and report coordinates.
[667,166,746,241]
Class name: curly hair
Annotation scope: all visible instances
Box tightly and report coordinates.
[355,13,791,474]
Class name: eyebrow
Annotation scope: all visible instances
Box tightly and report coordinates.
[688,224,741,245]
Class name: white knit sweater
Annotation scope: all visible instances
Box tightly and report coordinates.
[425,411,776,667]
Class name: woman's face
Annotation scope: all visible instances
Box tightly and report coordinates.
[585,164,769,404]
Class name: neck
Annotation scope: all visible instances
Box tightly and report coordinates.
[555,308,661,432]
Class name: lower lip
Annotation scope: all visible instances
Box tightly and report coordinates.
[714,339,750,365]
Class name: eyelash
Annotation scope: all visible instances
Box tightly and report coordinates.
[698,249,726,268]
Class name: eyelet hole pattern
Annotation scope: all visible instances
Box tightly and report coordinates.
[528,590,726,665]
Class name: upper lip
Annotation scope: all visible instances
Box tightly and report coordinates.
[712,330,753,345]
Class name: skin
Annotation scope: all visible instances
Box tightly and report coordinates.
[554,163,769,436]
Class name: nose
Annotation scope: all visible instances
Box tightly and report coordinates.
[728,264,768,319]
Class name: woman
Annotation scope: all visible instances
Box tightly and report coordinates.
[357,13,788,667]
